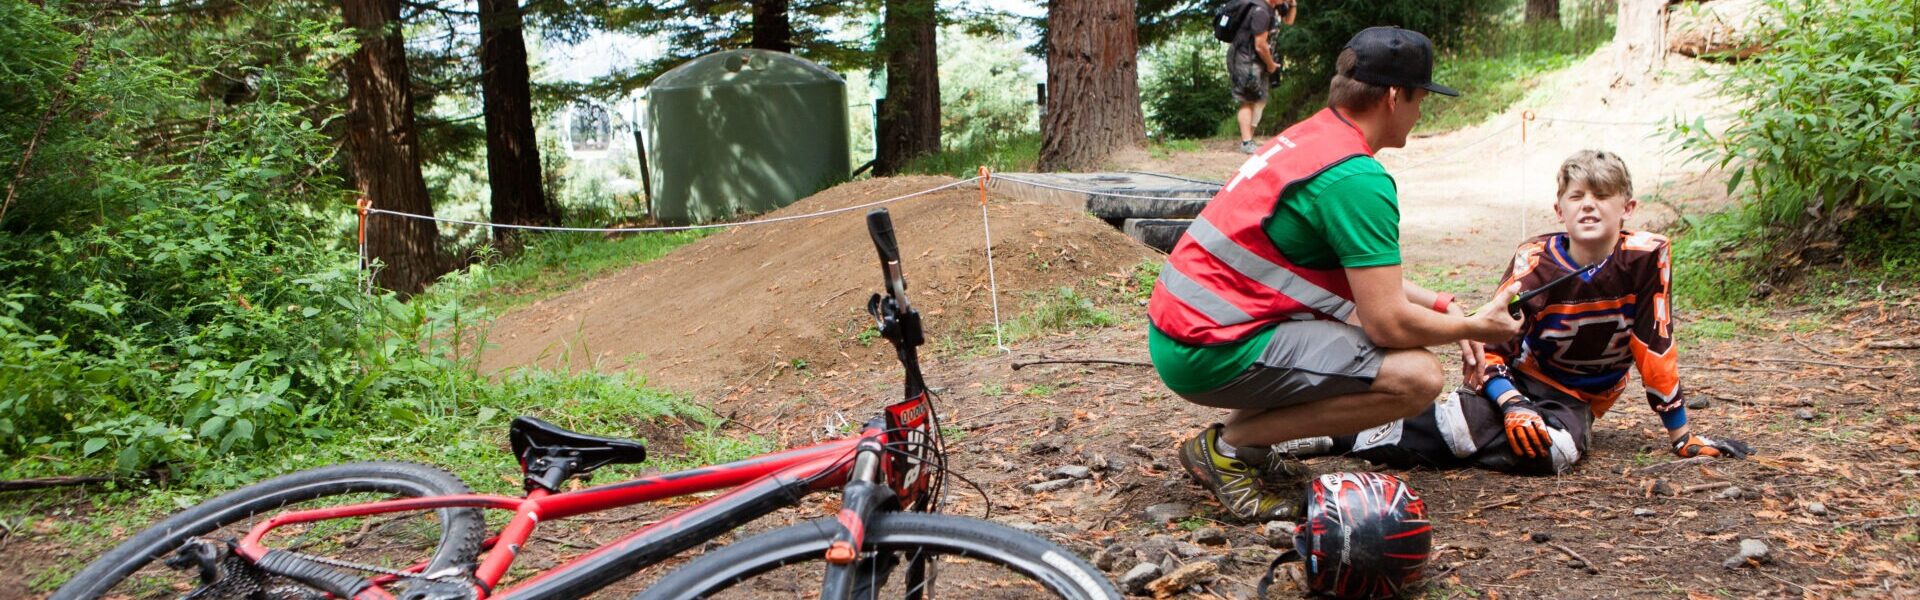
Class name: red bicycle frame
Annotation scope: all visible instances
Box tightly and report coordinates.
[232,425,901,599]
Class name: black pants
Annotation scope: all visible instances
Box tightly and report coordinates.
[1329,372,1594,475]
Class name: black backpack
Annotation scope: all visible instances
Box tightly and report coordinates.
[1212,0,1255,43]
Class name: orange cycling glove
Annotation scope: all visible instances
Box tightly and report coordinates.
[1501,398,1554,459]
[1672,433,1753,459]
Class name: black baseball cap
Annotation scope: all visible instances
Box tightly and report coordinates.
[1343,26,1459,97]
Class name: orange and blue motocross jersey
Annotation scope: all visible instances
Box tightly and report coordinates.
[1480,231,1685,428]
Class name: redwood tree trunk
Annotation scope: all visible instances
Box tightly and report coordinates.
[751,0,792,52]
[343,0,441,295]
[873,0,939,176]
[478,0,554,248]
[1613,0,1667,87]
[1525,0,1560,25]
[1037,0,1145,173]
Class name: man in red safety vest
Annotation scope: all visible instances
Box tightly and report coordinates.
[1149,27,1523,521]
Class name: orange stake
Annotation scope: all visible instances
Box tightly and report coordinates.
[1521,110,1537,144]
[356,197,371,247]
[977,166,990,206]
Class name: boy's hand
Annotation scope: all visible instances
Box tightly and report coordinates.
[1673,433,1753,459]
[1466,284,1524,345]
[1501,397,1554,458]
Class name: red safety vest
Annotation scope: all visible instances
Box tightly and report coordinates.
[1148,108,1376,345]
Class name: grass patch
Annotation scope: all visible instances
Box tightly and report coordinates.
[1421,6,1615,133]
[1149,138,1206,159]
[900,133,1043,177]
[446,229,711,312]
[998,287,1119,342]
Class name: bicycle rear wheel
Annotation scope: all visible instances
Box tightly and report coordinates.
[51,462,485,600]
[636,512,1120,600]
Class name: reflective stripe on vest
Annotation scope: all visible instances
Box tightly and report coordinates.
[1182,216,1356,321]
[1147,108,1375,345]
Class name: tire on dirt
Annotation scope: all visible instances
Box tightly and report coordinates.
[51,461,485,600]
[636,512,1121,600]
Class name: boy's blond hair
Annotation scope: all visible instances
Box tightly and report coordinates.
[1555,150,1633,199]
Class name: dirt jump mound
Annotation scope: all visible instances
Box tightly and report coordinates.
[478,175,1161,395]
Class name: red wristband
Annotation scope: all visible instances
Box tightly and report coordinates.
[1431,292,1454,313]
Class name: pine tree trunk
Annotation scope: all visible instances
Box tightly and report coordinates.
[1525,0,1560,24]
[342,0,442,296]
[752,0,792,52]
[478,0,553,248]
[873,0,940,176]
[1037,0,1145,173]
[1612,0,1667,87]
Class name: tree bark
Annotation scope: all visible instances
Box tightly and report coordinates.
[1525,0,1560,25]
[872,0,940,176]
[343,0,442,296]
[1037,0,1145,173]
[1612,0,1667,87]
[751,0,792,53]
[478,0,554,248]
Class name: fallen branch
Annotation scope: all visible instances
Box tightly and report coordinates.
[1726,356,1895,370]
[0,474,113,492]
[1547,541,1600,574]
[1678,365,1792,374]
[1634,456,1713,475]
[1867,339,1919,350]
[1011,358,1153,371]
[1837,514,1920,530]
[1680,481,1734,494]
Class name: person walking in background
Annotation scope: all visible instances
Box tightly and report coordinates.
[1228,0,1295,154]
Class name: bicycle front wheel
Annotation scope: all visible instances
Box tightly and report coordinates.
[636,512,1121,600]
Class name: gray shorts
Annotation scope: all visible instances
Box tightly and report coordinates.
[1229,57,1269,103]
[1179,320,1384,410]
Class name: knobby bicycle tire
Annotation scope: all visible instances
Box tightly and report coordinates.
[636,512,1121,600]
[51,461,485,600]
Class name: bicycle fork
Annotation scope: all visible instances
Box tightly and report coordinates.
[819,438,899,600]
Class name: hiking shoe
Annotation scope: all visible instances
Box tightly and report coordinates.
[1239,140,1259,154]
[1177,425,1304,521]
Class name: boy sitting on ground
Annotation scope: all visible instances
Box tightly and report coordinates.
[1285,149,1754,474]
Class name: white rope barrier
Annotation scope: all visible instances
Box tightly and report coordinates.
[364,177,982,234]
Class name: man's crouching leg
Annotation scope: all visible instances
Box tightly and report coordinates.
[1174,322,1440,521]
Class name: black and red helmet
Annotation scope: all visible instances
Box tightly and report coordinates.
[1291,472,1432,599]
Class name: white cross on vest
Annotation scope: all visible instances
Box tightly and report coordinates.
[1225,135,1298,192]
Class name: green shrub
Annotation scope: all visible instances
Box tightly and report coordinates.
[1673,0,1920,285]
[1142,32,1236,140]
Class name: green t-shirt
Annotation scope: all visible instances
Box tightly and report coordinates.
[1150,156,1401,394]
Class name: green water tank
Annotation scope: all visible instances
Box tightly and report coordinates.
[646,50,850,225]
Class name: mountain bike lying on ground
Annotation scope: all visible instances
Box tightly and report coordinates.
[56,209,1121,600]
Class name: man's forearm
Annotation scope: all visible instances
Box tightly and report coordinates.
[1401,279,1441,310]
[1256,44,1277,71]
